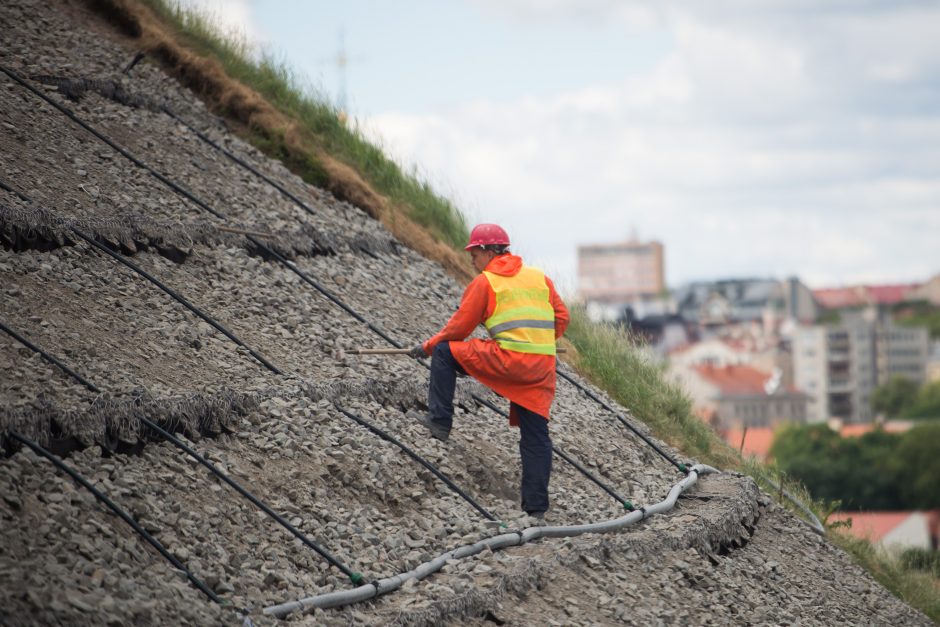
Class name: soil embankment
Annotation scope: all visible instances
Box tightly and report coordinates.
[0,1,932,624]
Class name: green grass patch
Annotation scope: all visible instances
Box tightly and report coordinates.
[831,532,940,622]
[138,0,468,248]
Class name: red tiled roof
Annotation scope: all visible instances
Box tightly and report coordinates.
[868,284,919,305]
[693,364,772,395]
[840,422,914,437]
[813,287,867,309]
[723,427,775,460]
[828,511,913,542]
[813,283,921,309]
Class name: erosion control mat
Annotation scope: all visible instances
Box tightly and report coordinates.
[0,0,934,625]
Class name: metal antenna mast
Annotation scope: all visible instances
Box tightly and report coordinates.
[336,26,348,116]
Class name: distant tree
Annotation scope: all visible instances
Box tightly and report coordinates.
[771,423,905,510]
[900,380,940,420]
[892,422,940,509]
[871,376,919,417]
[770,423,839,461]
[850,430,904,510]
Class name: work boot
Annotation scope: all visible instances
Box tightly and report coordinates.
[514,511,547,528]
[416,413,450,442]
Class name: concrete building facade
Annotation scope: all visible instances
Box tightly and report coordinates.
[577,238,665,305]
[794,312,929,423]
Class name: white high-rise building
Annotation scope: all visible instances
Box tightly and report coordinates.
[794,311,929,423]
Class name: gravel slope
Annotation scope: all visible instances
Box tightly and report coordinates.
[0,1,932,625]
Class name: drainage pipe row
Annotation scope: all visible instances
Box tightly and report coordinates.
[0,66,647,511]
[0,190,507,551]
[0,320,363,584]
[0,177,282,376]
[160,108,317,217]
[263,463,717,618]
[7,430,224,605]
[0,319,99,393]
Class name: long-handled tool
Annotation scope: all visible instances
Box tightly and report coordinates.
[350,347,567,355]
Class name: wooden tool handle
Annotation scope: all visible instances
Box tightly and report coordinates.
[348,348,412,355]
[349,347,567,355]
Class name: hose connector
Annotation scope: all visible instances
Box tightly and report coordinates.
[349,571,364,585]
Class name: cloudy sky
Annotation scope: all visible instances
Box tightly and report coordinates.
[180,0,939,296]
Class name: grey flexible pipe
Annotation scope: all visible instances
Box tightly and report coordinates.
[762,476,825,535]
[263,464,718,618]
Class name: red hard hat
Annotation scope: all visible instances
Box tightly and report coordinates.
[465,223,510,250]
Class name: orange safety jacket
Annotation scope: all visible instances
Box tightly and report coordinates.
[423,254,569,425]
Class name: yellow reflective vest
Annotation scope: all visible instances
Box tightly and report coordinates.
[482,265,556,355]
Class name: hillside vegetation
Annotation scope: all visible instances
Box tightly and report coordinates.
[69,0,940,621]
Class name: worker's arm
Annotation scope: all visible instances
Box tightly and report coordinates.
[422,276,491,355]
[546,276,569,339]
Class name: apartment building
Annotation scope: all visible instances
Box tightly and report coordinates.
[794,312,929,423]
[577,238,665,307]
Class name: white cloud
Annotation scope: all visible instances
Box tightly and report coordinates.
[367,2,940,291]
[471,0,664,29]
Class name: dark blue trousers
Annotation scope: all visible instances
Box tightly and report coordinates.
[428,342,552,515]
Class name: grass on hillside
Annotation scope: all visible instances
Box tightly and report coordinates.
[123,3,939,620]
[138,0,469,250]
[830,532,940,621]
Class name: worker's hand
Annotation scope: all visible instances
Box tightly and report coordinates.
[408,344,426,359]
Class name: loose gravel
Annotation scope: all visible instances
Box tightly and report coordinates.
[0,1,932,625]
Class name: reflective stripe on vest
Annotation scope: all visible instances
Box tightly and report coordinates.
[483,265,556,355]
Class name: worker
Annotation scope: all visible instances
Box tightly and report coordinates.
[409,223,569,521]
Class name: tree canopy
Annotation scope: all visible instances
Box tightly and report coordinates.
[871,376,920,417]
[771,422,940,510]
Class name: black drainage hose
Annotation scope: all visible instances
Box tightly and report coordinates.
[254,247,402,348]
[552,445,633,510]
[336,406,499,523]
[556,368,687,473]
[7,430,224,605]
[137,414,364,584]
[0,177,30,203]
[69,225,283,376]
[160,108,317,217]
[0,319,100,393]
